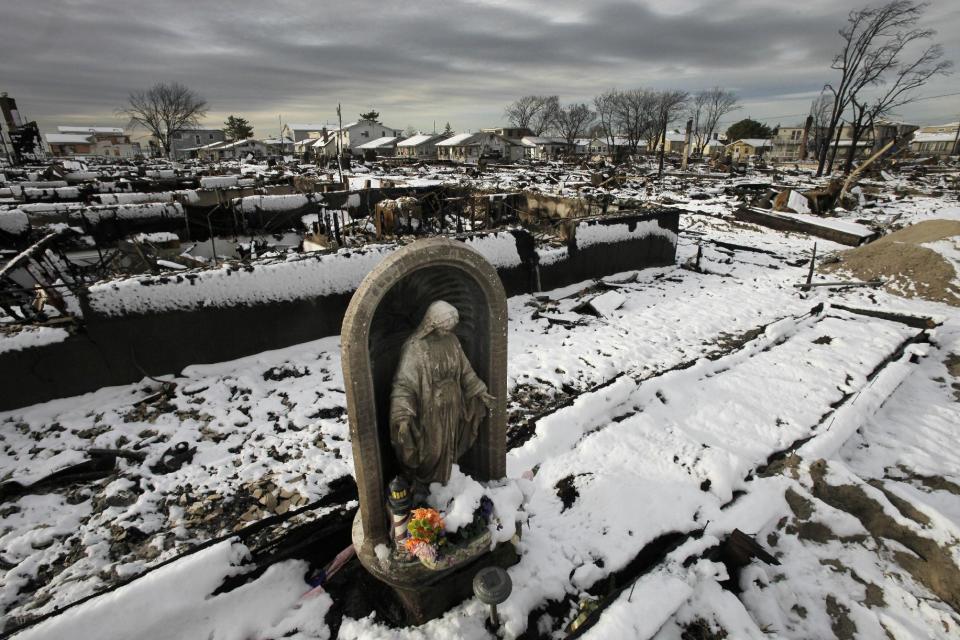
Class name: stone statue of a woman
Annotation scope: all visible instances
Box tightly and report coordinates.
[390,300,495,490]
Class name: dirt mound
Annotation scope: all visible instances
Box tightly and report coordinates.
[822,219,960,306]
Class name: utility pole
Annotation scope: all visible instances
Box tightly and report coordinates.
[798,115,813,161]
[336,103,345,187]
[952,118,960,156]
[0,126,12,165]
[681,118,692,171]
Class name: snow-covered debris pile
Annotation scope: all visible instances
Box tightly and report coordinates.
[199,176,240,189]
[575,216,678,249]
[92,191,197,206]
[0,210,29,235]
[462,231,525,268]
[85,243,396,315]
[233,194,316,214]
[823,217,960,306]
[68,203,184,224]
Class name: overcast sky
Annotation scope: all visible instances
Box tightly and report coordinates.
[3,0,958,139]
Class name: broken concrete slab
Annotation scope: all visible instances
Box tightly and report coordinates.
[734,207,877,247]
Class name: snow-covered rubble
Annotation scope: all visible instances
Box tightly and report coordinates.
[2,163,960,638]
[85,243,396,315]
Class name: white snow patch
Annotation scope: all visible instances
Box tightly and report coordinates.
[14,541,317,640]
[0,326,70,354]
[463,232,522,268]
[0,210,29,234]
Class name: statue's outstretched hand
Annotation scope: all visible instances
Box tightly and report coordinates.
[480,392,496,410]
[396,420,420,466]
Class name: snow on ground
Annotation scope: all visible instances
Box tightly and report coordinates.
[2,171,960,638]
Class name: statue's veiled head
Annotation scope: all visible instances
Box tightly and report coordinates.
[414,300,460,337]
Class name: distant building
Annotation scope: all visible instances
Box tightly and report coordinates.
[918,121,959,135]
[170,127,226,160]
[356,136,401,158]
[314,119,404,157]
[263,137,295,156]
[582,137,636,156]
[662,130,688,154]
[191,139,269,161]
[871,120,919,152]
[772,126,807,161]
[283,123,331,143]
[481,126,534,139]
[911,131,958,157]
[396,133,446,160]
[909,122,957,157]
[520,136,569,160]
[726,138,773,161]
[47,126,141,158]
[436,132,525,163]
[45,133,96,157]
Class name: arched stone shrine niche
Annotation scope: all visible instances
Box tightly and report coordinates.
[341,237,507,555]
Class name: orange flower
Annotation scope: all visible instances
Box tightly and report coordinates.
[407,508,445,544]
[410,508,444,528]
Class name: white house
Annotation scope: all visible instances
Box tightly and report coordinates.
[396,133,445,160]
[584,137,639,156]
[262,137,295,155]
[520,136,570,160]
[356,136,401,157]
[436,132,525,164]
[284,123,330,143]
[314,119,404,157]
[192,139,269,161]
[910,131,957,157]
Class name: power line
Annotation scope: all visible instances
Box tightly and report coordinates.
[717,90,960,126]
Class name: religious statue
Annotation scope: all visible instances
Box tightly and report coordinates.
[390,300,496,490]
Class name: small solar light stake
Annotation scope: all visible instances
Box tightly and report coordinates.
[473,566,512,629]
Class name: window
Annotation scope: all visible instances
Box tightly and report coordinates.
[209,133,214,140]
[195,135,201,144]
[362,131,369,138]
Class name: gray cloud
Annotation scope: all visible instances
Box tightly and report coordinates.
[2,0,957,137]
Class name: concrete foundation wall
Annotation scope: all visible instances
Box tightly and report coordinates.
[0,210,678,411]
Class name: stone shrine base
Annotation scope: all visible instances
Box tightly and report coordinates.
[352,513,519,625]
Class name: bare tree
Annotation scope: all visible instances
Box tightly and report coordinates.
[504,96,542,131]
[817,0,931,176]
[504,95,559,135]
[119,82,208,158]
[687,87,739,155]
[614,88,658,154]
[531,96,560,136]
[808,92,834,161]
[593,89,621,152]
[842,41,951,172]
[653,90,689,177]
[553,103,595,149]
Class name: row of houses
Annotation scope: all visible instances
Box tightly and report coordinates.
[42,116,959,162]
[287,121,729,163]
[764,121,960,162]
[45,126,142,158]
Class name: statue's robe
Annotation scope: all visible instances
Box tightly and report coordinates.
[390,331,487,486]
